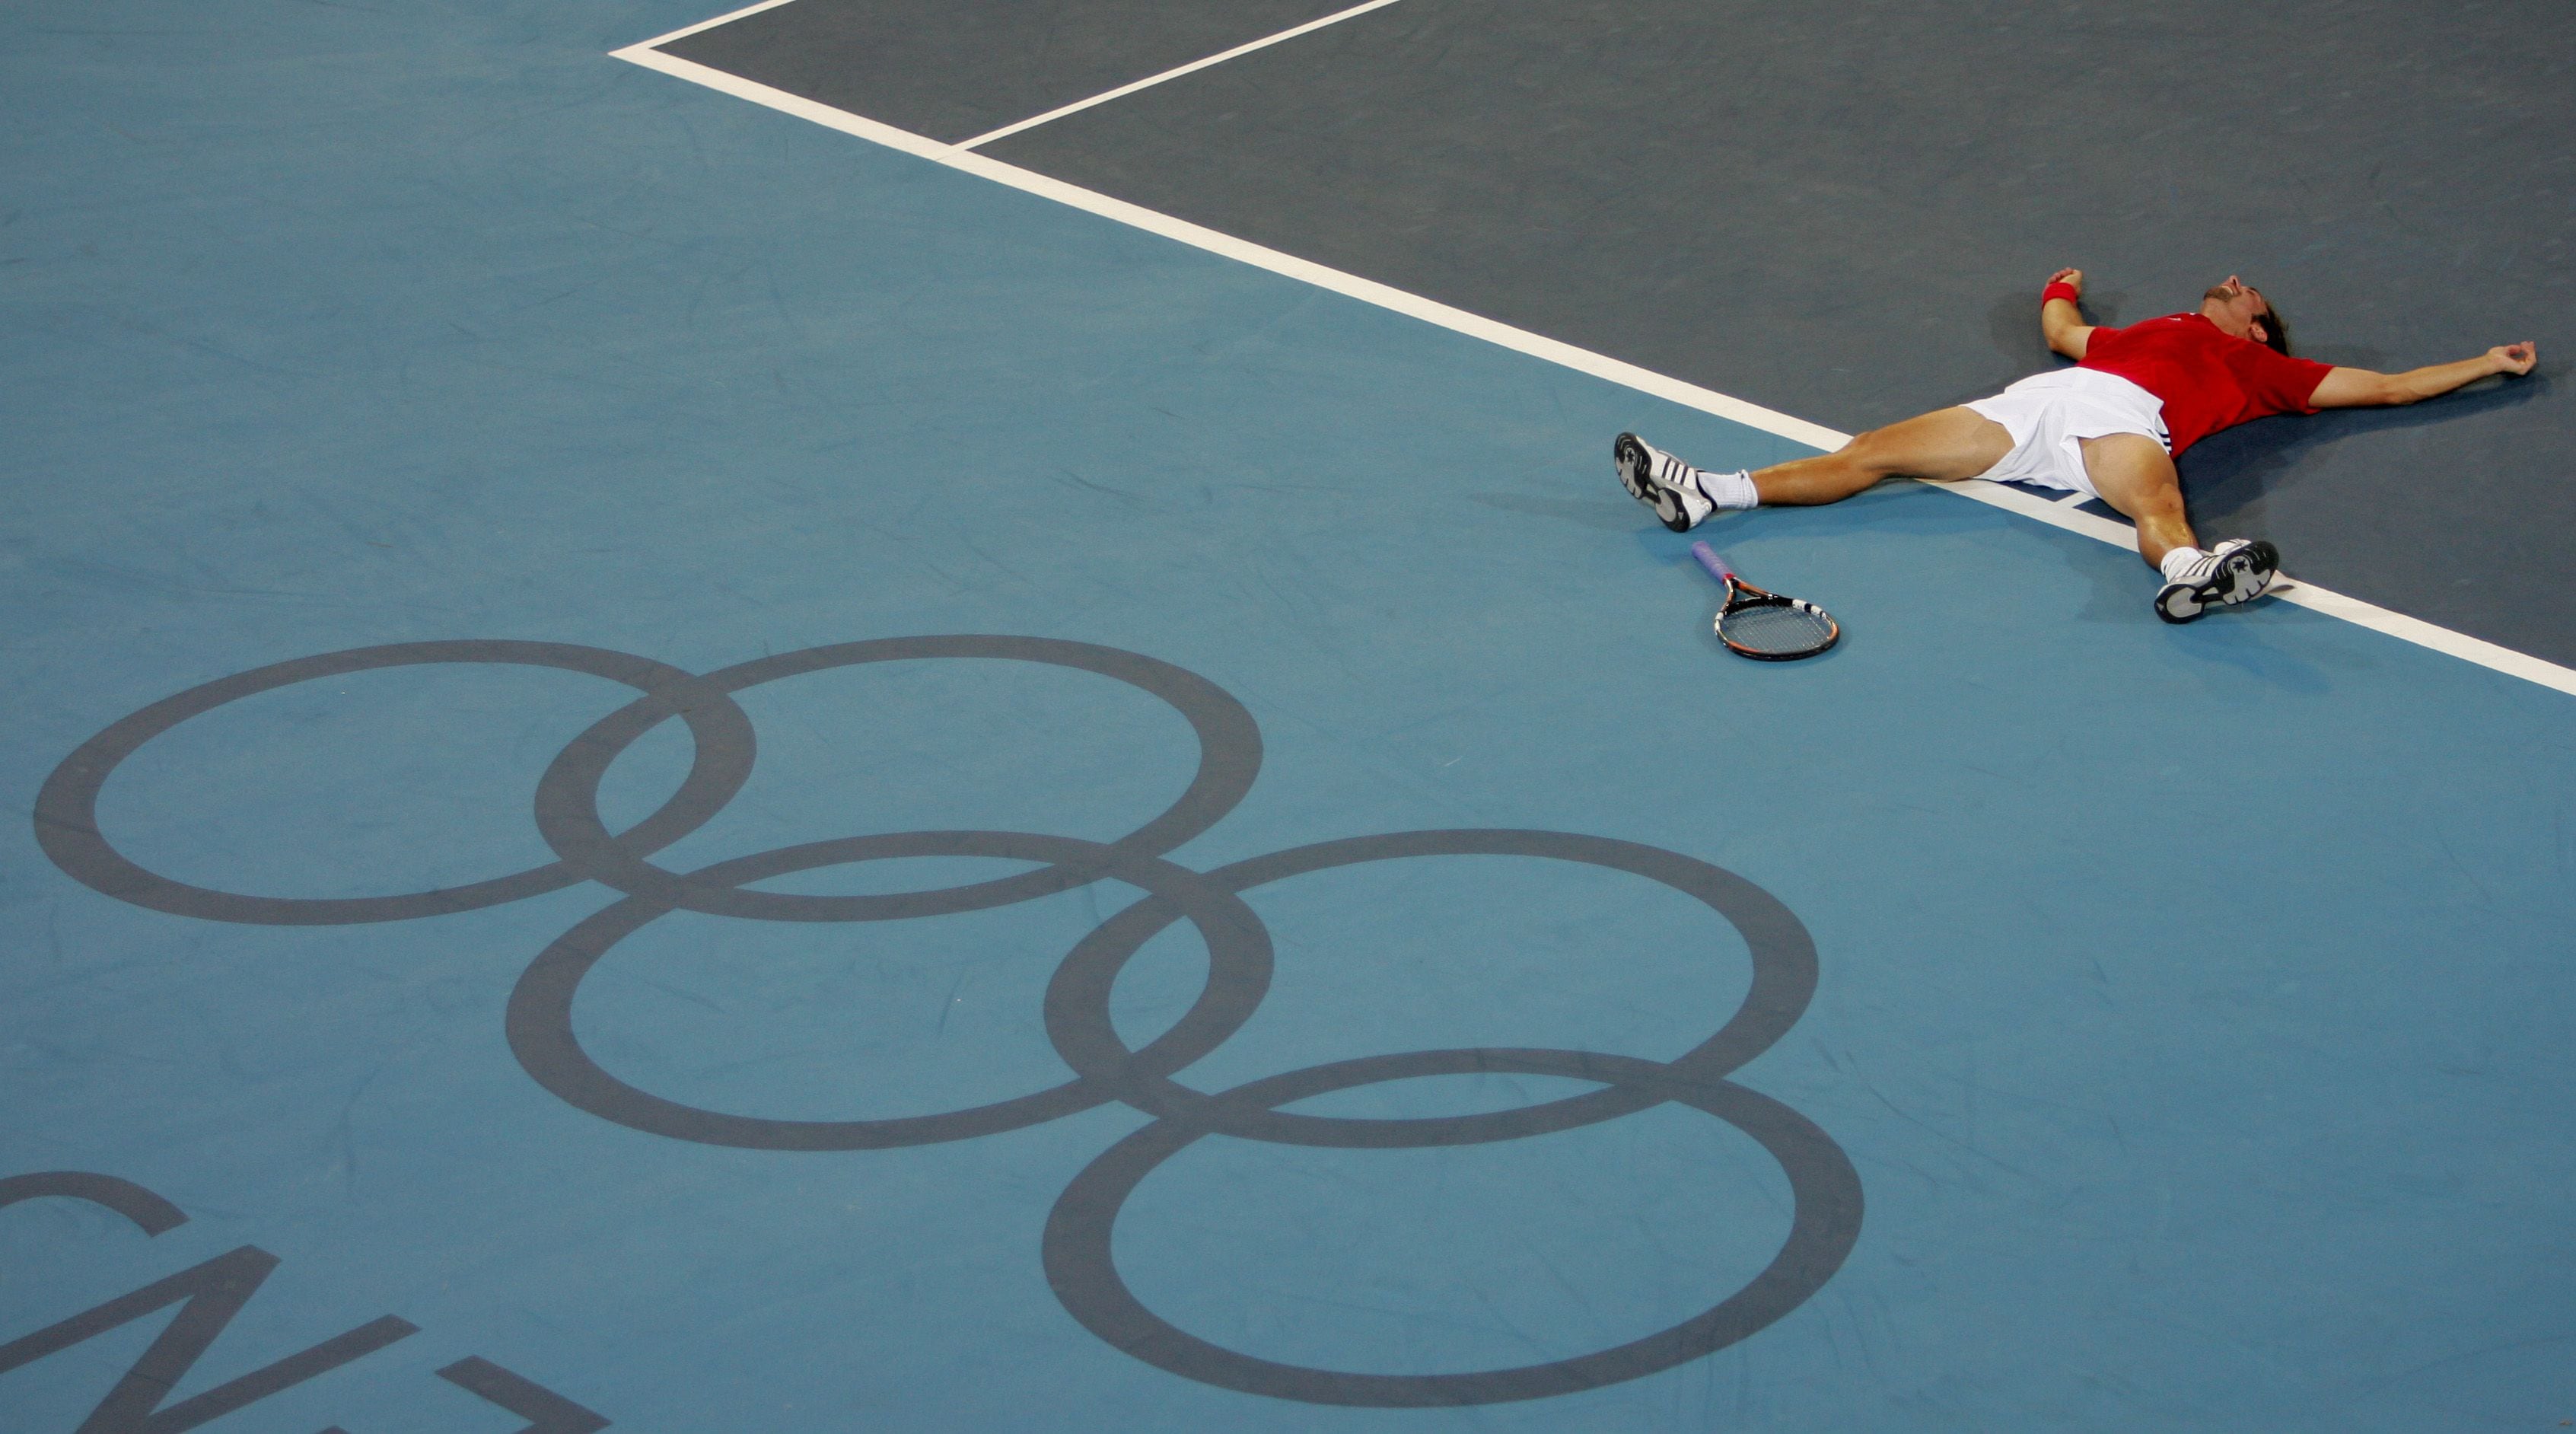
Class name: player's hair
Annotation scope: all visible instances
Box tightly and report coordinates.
[2253,303,2291,355]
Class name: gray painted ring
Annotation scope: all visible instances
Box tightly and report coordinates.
[502,830,1274,1150]
[1042,829,1817,1147]
[1028,828,1859,1406]
[31,641,754,926]
[1042,1048,1864,1407]
[527,635,1263,921]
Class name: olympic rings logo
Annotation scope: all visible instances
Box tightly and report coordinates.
[35,636,1862,1408]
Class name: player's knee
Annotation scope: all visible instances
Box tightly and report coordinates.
[2131,482,2186,519]
[1840,429,1899,473]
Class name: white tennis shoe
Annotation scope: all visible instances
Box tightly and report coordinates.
[2154,538,2281,623]
[1614,432,1714,532]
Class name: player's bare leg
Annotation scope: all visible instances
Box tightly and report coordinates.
[1619,407,2014,529]
[2078,432,2281,622]
[2075,432,2193,566]
[1749,407,2016,505]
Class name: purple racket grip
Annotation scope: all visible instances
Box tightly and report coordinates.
[1689,541,1736,584]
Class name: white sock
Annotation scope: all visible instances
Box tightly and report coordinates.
[1695,468,1759,510]
[2159,546,2207,581]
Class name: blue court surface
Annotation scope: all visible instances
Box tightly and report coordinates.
[5,2,2573,1431]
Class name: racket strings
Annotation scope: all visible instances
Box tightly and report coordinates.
[1720,599,1837,655]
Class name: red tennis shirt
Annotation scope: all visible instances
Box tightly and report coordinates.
[2078,313,2336,454]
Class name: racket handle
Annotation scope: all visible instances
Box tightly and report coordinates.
[1689,542,1736,584]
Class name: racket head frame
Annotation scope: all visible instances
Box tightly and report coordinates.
[1713,591,1840,659]
[1690,541,1839,660]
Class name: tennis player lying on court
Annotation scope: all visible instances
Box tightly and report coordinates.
[1616,270,2539,623]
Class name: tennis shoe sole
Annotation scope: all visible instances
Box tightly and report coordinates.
[2155,539,2280,623]
[1613,432,1708,532]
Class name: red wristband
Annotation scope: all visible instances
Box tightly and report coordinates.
[2042,280,2081,306]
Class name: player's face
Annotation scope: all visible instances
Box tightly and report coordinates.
[2202,276,2272,339]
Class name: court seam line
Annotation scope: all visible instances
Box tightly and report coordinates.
[610,42,2576,702]
[955,0,1410,150]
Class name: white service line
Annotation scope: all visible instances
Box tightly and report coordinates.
[954,0,1410,151]
[627,0,806,53]
[612,40,2576,702]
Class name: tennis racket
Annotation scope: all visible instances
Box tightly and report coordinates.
[1691,542,1839,660]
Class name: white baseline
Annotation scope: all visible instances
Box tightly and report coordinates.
[610,39,2576,702]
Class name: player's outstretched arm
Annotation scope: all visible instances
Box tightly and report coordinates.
[2040,267,2094,359]
[2311,341,2538,407]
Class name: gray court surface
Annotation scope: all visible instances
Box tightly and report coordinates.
[690,0,2573,667]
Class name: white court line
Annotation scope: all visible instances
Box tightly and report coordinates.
[607,43,1848,451]
[955,0,1409,150]
[611,41,2576,702]
[628,0,805,52]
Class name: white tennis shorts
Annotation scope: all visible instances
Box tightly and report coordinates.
[1962,368,2170,498]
